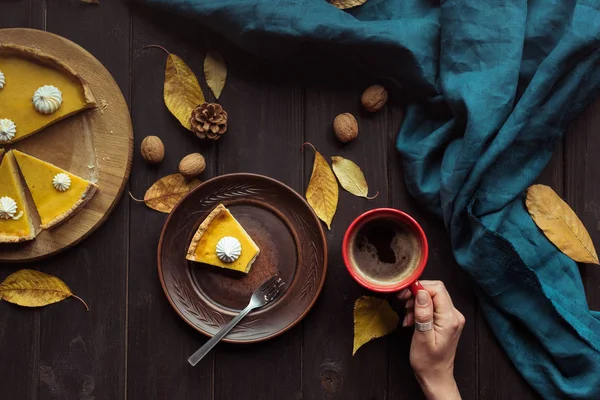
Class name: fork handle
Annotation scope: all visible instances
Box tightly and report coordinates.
[188,304,255,366]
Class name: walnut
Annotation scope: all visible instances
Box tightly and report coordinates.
[361,84,388,112]
[178,153,206,178]
[140,136,164,164]
[333,113,358,143]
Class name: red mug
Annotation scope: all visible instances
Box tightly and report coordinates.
[342,208,428,296]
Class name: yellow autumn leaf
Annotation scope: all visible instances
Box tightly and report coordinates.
[143,173,201,214]
[303,143,338,229]
[331,156,378,199]
[146,45,205,131]
[526,184,599,264]
[204,51,227,99]
[353,296,399,355]
[330,0,368,10]
[0,269,88,310]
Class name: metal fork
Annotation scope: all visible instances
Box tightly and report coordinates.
[188,276,285,366]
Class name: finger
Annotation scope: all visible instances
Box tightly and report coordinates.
[418,281,455,314]
[454,309,466,330]
[403,311,414,327]
[413,290,435,343]
[397,289,411,300]
[405,298,414,309]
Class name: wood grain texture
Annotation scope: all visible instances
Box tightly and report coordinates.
[0,5,42,400]
[565,99,600,327]
[302,71,391,400]
[212,31,304,400]
[38,2,131,399]
[0,28,133,261]
[127,9,214,400]
[2,1,594,399]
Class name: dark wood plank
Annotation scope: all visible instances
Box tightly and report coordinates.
[302,72,391,400]
[475,143,563,400]
[0,288,40,400]
[212,36,304,400]
[565,99,600,313]
[128,9,224,399]
[127,8,215,400]
[385,99,479,400]
[0,0,44,29]
[0,3,43,398]
[23,1,132,399]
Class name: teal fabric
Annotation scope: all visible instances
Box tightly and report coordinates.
[144,0,600,398]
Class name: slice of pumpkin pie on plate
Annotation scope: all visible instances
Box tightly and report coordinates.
[12,150,97,229]
[186,203,260,273]
[0,44,96,145]
[0,151,37,242]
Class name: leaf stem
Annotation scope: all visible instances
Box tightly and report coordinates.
[129,191,144,203]
[301,142,316,153]
[71,294,90,311]
[366,191,379,200]
[143,44,170,55]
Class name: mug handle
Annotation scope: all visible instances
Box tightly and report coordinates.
[409,281,424,297]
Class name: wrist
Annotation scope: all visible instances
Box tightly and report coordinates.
[416,372,460,400]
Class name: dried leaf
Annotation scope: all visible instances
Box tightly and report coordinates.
[331,156,378,199]
[80,0,100,3]
[0,270,88,310]
[150,47,205,131]
[144,173,201,213]
[526,184,599,264]
[303,143,338,229]
[353,296,399,355]
[204,51,227,99]
[330,0,368,10]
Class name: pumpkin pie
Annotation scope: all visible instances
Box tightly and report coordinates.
[0,151,37,242]
[12,150,97,229]
[186,204,260,273]
[0,44,95,144]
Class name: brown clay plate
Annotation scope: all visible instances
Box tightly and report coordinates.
[158,173,327,343]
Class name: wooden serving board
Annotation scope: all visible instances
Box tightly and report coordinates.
[0,28,133,262]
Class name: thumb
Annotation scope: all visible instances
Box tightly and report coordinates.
[413,290,434,342]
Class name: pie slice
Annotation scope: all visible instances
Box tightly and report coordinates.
[186,204,260,273]
[12,150,97,229]
[0,44,96,144]
[0,151,37,242]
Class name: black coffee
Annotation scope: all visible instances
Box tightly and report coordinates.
[349,219,421,285]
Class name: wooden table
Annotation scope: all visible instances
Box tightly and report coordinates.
[1,2,598,399]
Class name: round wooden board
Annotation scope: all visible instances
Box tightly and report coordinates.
[0,28,133,262]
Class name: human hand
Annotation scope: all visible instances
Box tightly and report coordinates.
[398,281,465,400]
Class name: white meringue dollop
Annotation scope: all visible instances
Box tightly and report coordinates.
[0,70,5,89]
[33,85,63,114]
[0,196,22,220]
[0,118,16,143]
[216,236,242,263]
[52,173,71,192]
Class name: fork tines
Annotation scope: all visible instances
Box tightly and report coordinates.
[260,276,285,302]
[264,278,285,301]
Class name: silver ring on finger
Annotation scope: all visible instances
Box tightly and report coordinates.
[415,320,433,332]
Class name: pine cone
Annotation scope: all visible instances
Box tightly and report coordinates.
[189,102,228,140]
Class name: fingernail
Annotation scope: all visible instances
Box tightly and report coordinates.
[402,316,407,327]
[416,290,428,305]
